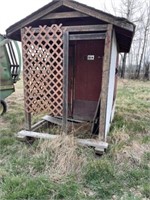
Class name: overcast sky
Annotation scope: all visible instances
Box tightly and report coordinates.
[0,0,121,34]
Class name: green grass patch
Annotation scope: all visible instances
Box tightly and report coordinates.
[1,176,55,200]
[142,183,150,198]
[0,79,150,199]
[84,158,123,199]
[1,175,82,200]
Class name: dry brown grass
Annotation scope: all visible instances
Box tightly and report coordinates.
[116,141,150,167]
[110,128,130,145]
[109,125,150,167]
[0,117,7,128]
[36,134,88,181]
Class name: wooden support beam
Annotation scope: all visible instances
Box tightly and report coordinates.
[17,130,58,139]
[42,11,88,20]
[77,139,108,150]
[17,130,108,151]
[42,115,62,126]
[62,31,69,133]
[24,112,31,131]
[99,24,113,141]
[43,115,82,125]
[23,25,107,35]
[69,33,105,41]
[63,24,108,32]
[56,116,83,123]
[31,120,47,131]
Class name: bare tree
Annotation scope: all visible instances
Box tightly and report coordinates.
[143,62,150,80]
[135,2,150,78]
[102,0,150,80]
[118,0,141,78]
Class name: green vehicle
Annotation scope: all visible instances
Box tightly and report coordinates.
[0,34,21,115]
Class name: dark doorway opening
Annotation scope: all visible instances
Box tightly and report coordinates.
[68,39,104,121]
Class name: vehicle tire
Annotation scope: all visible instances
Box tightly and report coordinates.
[0,100,7,116]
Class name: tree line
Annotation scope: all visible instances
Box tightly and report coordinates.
[105,0,150,80]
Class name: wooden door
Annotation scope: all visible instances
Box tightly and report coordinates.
[72,40,104,121]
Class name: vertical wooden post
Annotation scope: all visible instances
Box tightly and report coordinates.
[62,31,69,133]
[25,112,31,131]
[99,24,113,141]
[21,28,32,131]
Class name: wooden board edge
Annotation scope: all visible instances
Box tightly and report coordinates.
[16,130,108,151]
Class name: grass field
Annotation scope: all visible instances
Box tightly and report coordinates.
[0,79,150,200]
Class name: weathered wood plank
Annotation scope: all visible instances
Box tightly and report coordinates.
[17,130,108,150]
[69,33,105,41]
[99,24,113,141]
[56,116,83,123]
[63,24,108,32]
[42,11,88,20]
[95,147,105,155]
[62,31,69,133]
[31,119,47,131]
[42,115,76,126]
[42,115,62,126]
[17,130,58,139]
[77,139,108,149]
[22,25,107,35]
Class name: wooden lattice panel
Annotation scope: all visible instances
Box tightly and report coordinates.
[21,24,63,115]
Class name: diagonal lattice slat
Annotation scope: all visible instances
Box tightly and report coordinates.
[21,24,63,115]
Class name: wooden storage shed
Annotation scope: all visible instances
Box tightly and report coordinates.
[6,0,135,149]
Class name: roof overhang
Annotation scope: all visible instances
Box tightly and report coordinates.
[6,0,135,53]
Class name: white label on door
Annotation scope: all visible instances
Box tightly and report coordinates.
[87,55,95,60]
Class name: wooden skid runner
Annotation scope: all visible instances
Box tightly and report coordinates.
[17,130,108,153]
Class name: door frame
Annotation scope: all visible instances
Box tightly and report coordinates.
[70,39,104,121]
[62,25,107,133]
